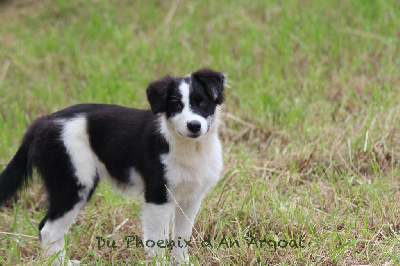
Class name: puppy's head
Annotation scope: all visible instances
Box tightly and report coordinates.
[146,68,225,139]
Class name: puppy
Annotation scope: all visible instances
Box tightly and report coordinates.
[0,68,225,264]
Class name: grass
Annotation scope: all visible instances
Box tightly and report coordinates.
[0,0,399,264]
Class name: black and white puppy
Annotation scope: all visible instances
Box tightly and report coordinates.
[0,68,225,264]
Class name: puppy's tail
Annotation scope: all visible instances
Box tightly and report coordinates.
[0,124,36,207]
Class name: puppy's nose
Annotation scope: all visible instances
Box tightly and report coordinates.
[187,120,201,133]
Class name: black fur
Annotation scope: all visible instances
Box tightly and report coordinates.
[86,105,169,204]
[0,122,35,206]
[192,68,225,105]
[189,80,219,123]
[165,83,185,119]
[146,75,175,114]
[0,103,171,210]
[30,118,84,221]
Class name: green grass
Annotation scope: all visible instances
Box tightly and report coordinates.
[1,0,399,264]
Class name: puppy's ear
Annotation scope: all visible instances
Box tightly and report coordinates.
[146,75,173,114]
[192,68,225,105]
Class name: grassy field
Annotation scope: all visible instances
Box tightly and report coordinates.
[0,0,399,264]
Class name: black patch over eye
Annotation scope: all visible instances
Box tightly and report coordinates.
[199,101,207,107]
[173,102,183,110]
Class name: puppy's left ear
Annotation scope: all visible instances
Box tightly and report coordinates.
[192,68,225,105]
[146,75,173,114]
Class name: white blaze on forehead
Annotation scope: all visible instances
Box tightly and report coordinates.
[178,81,190,109]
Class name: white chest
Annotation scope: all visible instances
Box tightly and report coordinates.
[161,136,222,201]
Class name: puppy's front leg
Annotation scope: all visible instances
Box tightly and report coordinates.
[172,194,204,263]
[141,202,174,259]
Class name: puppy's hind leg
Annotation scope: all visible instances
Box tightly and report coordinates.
[33,118,99,265]
[37,169,99,265]
[38,174,99,265]
[39,202,85,265]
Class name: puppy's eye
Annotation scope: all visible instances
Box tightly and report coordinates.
[173,102,183,110]
[199,101,207,107]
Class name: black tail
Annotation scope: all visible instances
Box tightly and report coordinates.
[0,128,35,206]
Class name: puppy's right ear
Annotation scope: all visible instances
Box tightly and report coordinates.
[146,75,173,114]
